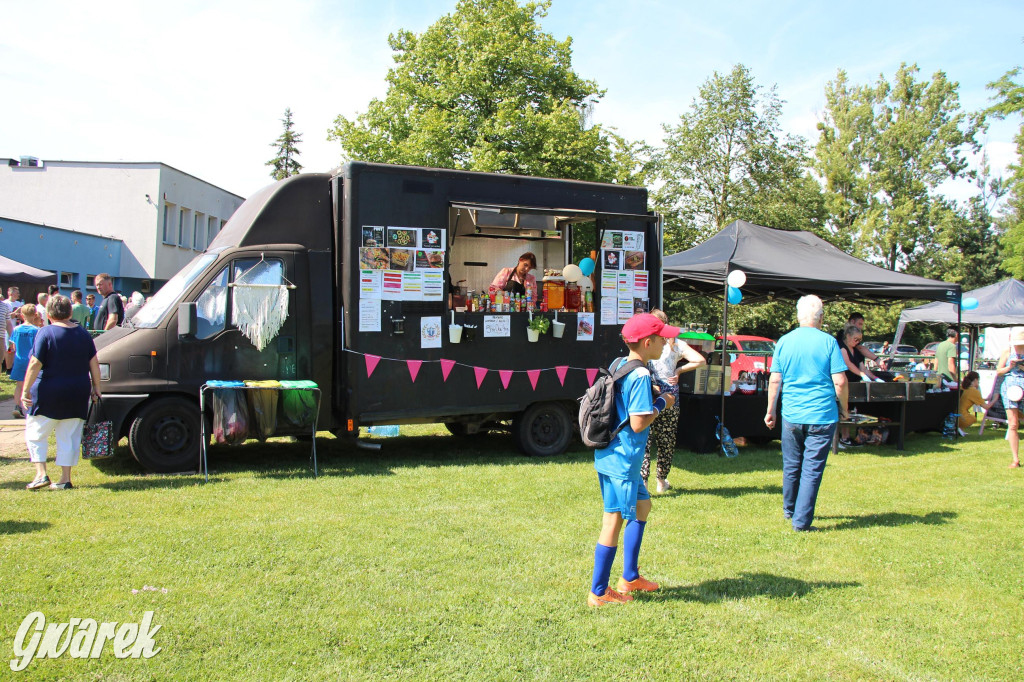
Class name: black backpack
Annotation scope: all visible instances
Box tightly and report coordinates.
[578,357,646,448]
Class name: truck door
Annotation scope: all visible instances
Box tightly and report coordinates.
[174,252,298,383]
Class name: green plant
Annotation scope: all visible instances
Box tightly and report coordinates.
[528,315,551,333]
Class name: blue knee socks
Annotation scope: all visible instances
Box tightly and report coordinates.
[622,520,646,582]
[590,543,617,596]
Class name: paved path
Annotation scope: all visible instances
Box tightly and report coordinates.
[0,397,27,457]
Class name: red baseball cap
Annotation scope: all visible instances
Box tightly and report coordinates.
[621,313,681,343]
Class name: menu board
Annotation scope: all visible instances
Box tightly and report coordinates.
[595,230,647,324]
[359,226,447,303]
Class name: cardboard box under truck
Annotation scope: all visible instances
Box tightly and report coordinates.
[94,162,662,472]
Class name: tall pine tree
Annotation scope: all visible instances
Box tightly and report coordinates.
[267,107,303,180]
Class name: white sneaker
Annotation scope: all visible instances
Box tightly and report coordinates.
[957,428,967,437]
[656,479,671,493]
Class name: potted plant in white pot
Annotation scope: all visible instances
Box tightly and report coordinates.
[527,315,550,342]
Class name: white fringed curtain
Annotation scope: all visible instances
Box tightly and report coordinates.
[231,259,291,351]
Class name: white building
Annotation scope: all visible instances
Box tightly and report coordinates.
[0,157,244,292]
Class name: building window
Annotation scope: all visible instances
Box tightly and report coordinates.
[162,203,176,244]
[86,275,96,290]
[193,212,204,250]
[207,216,218,247]
[59,272,74,287]
[178,208,189,247]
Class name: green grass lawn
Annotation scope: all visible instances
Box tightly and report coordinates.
[1,409,1022,679]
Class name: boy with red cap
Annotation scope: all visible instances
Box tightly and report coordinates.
[588,312,679,606]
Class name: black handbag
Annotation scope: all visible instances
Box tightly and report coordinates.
[81,400,114,460]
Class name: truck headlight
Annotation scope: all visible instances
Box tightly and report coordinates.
[99,364,110,381]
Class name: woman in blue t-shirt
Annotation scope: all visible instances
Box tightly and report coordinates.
[20,296,102,491]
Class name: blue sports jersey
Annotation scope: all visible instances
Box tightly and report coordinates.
[10,323,39,365]
[594,358,655,480]
[771,326,847,424]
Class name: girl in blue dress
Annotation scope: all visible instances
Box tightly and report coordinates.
[996,327,1024,469]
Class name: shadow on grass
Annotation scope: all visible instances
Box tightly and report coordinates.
[816,510,957,531]
[654,572,860,603]
[0,520,50,534]
[663,484,782,498]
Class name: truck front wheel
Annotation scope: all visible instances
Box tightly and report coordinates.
[128,397,201,473]
[513,403,572,457]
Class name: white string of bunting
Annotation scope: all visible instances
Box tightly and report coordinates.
[342,348,600,390]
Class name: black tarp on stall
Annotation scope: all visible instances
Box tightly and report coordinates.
[0,254,54,283]
[662,220,960,305]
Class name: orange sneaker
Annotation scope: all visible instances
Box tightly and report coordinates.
[587,587,633,606]
[617,575,660,593]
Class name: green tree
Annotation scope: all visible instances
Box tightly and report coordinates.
[652,63,824,255]
[328,0,629,183]
[267,107,303,181]
[815,64,982,273]
[988,66,1024,278]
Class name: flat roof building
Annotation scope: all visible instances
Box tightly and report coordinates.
[0,157,244,294]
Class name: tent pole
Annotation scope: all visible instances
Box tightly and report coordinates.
[956,299,962,442]
[720,277,729,434]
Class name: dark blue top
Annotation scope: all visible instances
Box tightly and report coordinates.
[28,324,97,420]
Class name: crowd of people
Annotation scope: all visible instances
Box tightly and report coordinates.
[1,274,141,490]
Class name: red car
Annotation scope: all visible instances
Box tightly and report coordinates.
[715,335,775,382]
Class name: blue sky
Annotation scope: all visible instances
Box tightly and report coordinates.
[2,0,1022,200]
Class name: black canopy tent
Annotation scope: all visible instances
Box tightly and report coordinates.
[663,221,961,304]
[662,220,961,438]
[0,254,54,284]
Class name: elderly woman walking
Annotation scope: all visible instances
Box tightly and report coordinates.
[21,295,102,490]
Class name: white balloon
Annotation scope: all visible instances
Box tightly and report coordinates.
[727,270,747,288]
[562,264,583,283]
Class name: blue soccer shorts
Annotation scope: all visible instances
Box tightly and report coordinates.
[598,473,650,521]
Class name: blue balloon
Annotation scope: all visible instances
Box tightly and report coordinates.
[961,297,979,310]
[579,257,596,277]
[727,286,743,305]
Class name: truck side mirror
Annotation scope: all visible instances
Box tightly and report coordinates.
[178,302,197,338]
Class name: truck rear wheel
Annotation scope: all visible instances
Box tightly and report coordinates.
[513,402,572,457]
[128,397,201,473]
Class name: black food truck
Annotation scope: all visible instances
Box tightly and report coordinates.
[95,162,662,472]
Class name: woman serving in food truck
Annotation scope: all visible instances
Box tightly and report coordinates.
[491,252,538,297]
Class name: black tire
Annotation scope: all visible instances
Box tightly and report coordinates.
[513,402,572,456]
[445,422,471,437]
[128,397,202,473]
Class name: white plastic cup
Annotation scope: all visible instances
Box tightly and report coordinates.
[449,324,463,343]
[552,320,565,338]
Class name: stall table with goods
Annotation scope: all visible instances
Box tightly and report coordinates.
[676,376,958,453]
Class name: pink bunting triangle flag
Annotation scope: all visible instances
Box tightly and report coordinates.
[474,366,488,389]
[586,368,599,387]
[555,365,569,386]
[365,354,381,378]
[499,370,513,389]
[407,359,423,383]
[527,369,541,390]
[440,359,456,382]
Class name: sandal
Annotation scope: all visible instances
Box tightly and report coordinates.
[26,476,50,490]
